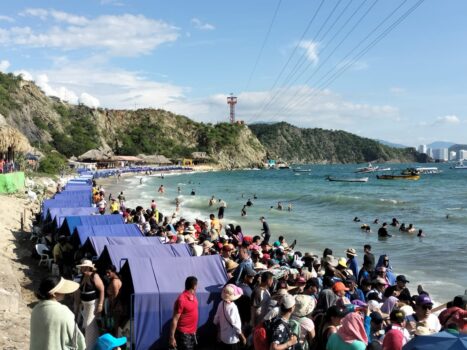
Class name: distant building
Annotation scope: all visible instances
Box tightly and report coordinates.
[432,148,448,161]
[418,144,427,154]
[427,148,433,158]
[449,151,457,161]
[459,150,467,160]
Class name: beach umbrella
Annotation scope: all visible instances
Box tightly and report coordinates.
[403,331,467,350]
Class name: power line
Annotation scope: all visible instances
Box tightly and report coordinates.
[256,0,376,122]
[266,0,423,123]
[251,0,325,120]
[244,0,283,91]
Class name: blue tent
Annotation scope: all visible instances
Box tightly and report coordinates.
[63,184,92,191]
[403,330,467,349]
[47,207,99,228]
[119,255,227,350]
[72,224,142,247]
[41,198,92,220]
[95,244,192,272]
[82,236,162,257]
[60,215,124,236]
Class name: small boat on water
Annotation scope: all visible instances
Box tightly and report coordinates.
[451,161,467,170]
[377,167,392,172]
[293,168,312,173]
[276,161,290,169]
[326,176,369,183]
[401,168,421,176]
[355,163,379,173]
[376,174,420,180]
[416,167,442,174]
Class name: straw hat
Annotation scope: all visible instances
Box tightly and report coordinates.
[185,235,196,245]
[254,261,267,270]
[76,259,96,270]
[293,295,316,317]
[48,277,79,295]
[323,255,338,267]
[345,248,358,256]
[202,241,214,249]
[221,284,243,302]
[225,260,239,272]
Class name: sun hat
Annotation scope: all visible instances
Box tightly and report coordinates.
[338,257,348,268]
[254,261,267,270]
[202,241,214,249]
[281,294,296,309]
[225,260,239,272]
[332,281,349,293]
[396,275,410,283]
[221,284,243,302]
[323,255,338,267]
[416,294,433,306]
[48,277,79,295]
[414,326,431,336]
[94,333,127,350]
[76,259,96,270]
[185,235,196,245]
[293,295,316,317]
[345,248,358,257]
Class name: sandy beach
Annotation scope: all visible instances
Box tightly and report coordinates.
[0,194,42,350]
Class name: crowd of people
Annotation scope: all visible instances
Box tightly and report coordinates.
[30,180,466,350]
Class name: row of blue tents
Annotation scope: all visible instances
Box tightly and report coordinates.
[41,174,227,350]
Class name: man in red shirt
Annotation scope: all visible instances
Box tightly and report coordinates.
[169,276,199,350]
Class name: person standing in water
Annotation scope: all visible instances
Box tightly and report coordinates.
[209,196,216,207]
[158,185,165,194]
[260,216,271,244]
[218,199,227,219]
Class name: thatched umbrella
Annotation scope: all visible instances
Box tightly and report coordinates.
[0,125,31,161]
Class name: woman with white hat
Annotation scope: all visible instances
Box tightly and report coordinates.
[30,276,86,350]
[74,259,105,350]
[290,295,316,350]
[214,284,246,349]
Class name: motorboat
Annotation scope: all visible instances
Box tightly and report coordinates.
[451,161,467,169]
[377,174,420,180]
[326,176,369,183]
[276,162,290,169]
[415,167,442,174]
[401,168,421,176]
[377,167,392,172]
[293,168,312,173]
[355,163,379,173]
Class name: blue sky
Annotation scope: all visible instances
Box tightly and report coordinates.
[1,0,466,146]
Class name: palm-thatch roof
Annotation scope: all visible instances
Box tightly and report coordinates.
[0,125,31,153]
[137,154,172,164]
[78,148,113,161]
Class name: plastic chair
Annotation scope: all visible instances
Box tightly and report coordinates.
[36,244,53,270]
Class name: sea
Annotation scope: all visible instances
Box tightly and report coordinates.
[102,163,467,303]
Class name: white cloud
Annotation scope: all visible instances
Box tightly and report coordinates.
[35,73,78,103]
[20,8,49,20]
[191,18,215,31]
[79,92,100,108]
[0,60,10,72]
[434,115,460,125]
[390,87,406,95]
[298,40,319,65]
[13,69,33,81]
[3,9,179,56]
[0,15,14,23]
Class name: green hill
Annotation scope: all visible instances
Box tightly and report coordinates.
[249,122,426,164]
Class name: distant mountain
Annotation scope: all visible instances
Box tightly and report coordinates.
[427,141,456,149]
[249,122,427,164]
[376,139,409,149]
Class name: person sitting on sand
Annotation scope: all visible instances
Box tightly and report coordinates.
[406,223,416,233]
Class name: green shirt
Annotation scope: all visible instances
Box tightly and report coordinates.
[326,332,366,350]
[30,300,85,350]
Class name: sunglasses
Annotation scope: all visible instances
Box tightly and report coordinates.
[422,305,433,310]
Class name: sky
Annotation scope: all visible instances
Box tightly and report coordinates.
[1,0,467,146]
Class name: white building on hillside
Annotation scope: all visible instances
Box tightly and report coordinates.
[459,150,467,160]
[418,144,427,154]
[449,151,457,161]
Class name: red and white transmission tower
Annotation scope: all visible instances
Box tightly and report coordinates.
[227,93,237,124]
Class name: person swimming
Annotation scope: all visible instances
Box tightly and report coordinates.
[373,218,379,224]
[246,198,253,207]
[406,223,416,233]
[417,229,425,237]
[399,223,407,232]
[277,201,283,210]
[353,217,361,222]
[191,189,196,196]
[241,205,247,217]
[390,217,400,227]
[158,185,165,193]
